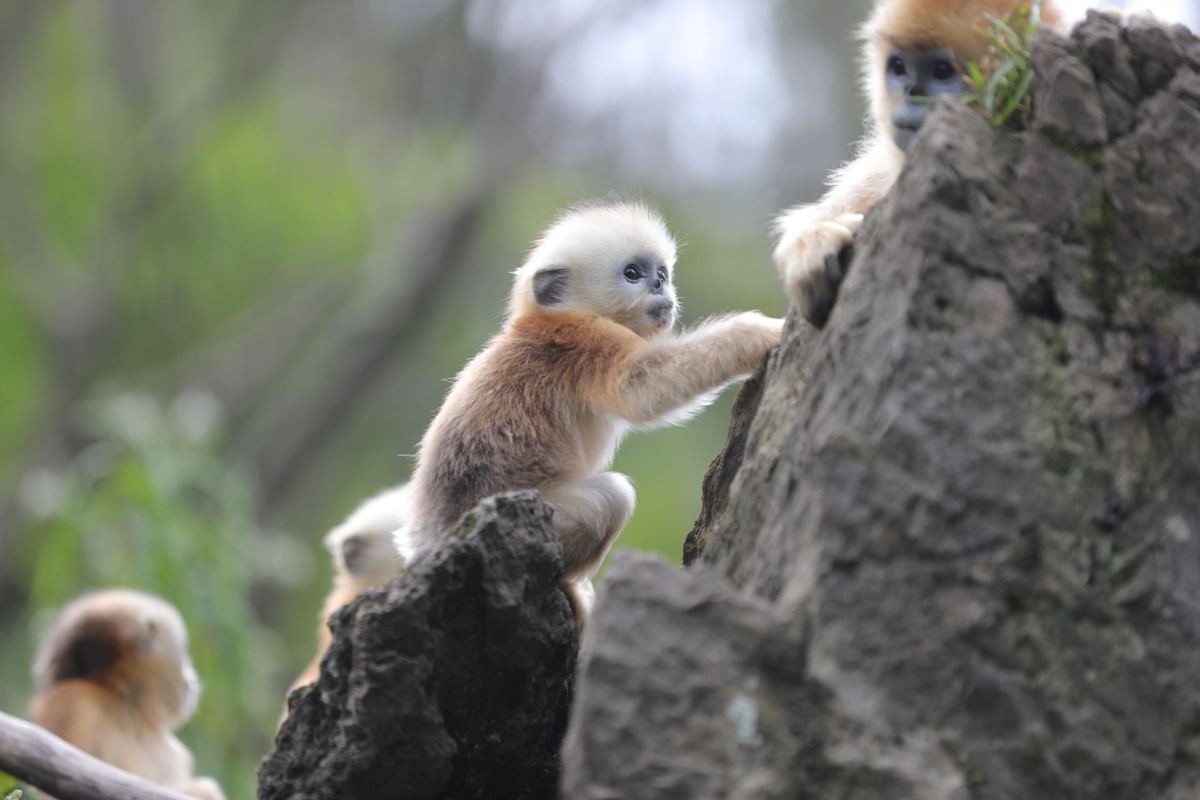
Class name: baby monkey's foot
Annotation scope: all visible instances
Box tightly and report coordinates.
[774,212,862,328]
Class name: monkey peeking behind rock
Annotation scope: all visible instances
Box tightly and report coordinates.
[30,589,225,800]
[398,201,784,628]
[284,484,409,716]
[774,0,1064,327]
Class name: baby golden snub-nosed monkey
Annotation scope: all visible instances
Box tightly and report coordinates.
[29,589,225,800]
[774,0,1064,327]
[286,484,410,705]
[397,201,784,627]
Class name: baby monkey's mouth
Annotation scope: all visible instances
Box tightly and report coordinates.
[646,299,675,326]
[892,119,921,152]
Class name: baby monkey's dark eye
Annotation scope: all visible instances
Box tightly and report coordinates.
[657,267,668,282]
[623,264,642,282]
[887,56,907,76]
[931,59,956,81]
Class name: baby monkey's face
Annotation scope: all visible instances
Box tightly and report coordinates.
[515,202,681,336]
[610,253,678,337]
[137,607,202,727]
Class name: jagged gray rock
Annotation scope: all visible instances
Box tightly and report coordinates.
[566,16,1200,800]
[259,492,577,800]
[563,553,815,800]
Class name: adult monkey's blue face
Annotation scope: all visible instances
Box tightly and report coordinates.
[884,45,967,152]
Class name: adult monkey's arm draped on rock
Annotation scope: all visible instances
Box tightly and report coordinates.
[774,0,1064,326]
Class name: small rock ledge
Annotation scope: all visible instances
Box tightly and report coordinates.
[259,493,576,800]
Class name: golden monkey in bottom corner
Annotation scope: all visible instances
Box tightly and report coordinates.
[774,0,1065,327]
[284,484,410,712]
[397,201,784,628]
[30,589,225,800]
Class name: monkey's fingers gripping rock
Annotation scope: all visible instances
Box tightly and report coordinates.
[809,243,858,328]
[776,212,862,328]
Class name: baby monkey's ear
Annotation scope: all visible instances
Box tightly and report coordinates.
[533,267,569,306]
[340,534,368,576]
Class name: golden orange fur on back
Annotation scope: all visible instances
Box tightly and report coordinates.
[411,309,641,539]
[31,681,195,786]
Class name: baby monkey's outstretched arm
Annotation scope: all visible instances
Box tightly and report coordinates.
[602,312,784,425]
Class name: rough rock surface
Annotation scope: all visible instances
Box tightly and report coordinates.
[259,492,576,800]
[564,553,817,800]
[566,16,1200,800]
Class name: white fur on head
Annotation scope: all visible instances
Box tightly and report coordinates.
[325,484,410,584]
[507,201,679,336]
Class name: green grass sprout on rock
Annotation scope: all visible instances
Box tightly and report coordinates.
[964,0,1045,127]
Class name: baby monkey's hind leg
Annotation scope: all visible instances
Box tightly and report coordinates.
[541,472,636,628]
[544,472,636,580]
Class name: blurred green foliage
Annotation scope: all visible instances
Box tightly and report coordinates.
[0,280,43,460]
[7,392,279,797]
[0,3,785,797]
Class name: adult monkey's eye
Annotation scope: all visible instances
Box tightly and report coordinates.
[623,264,642,282]
[932,58,956,81]
[887,56,907,76]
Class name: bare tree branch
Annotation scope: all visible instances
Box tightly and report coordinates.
[0,711,195,800]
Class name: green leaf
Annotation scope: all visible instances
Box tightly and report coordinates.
[983,13,1022,49]
[996,65,1036,125]
[968,62,987,91]
[984,60,1017,113]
